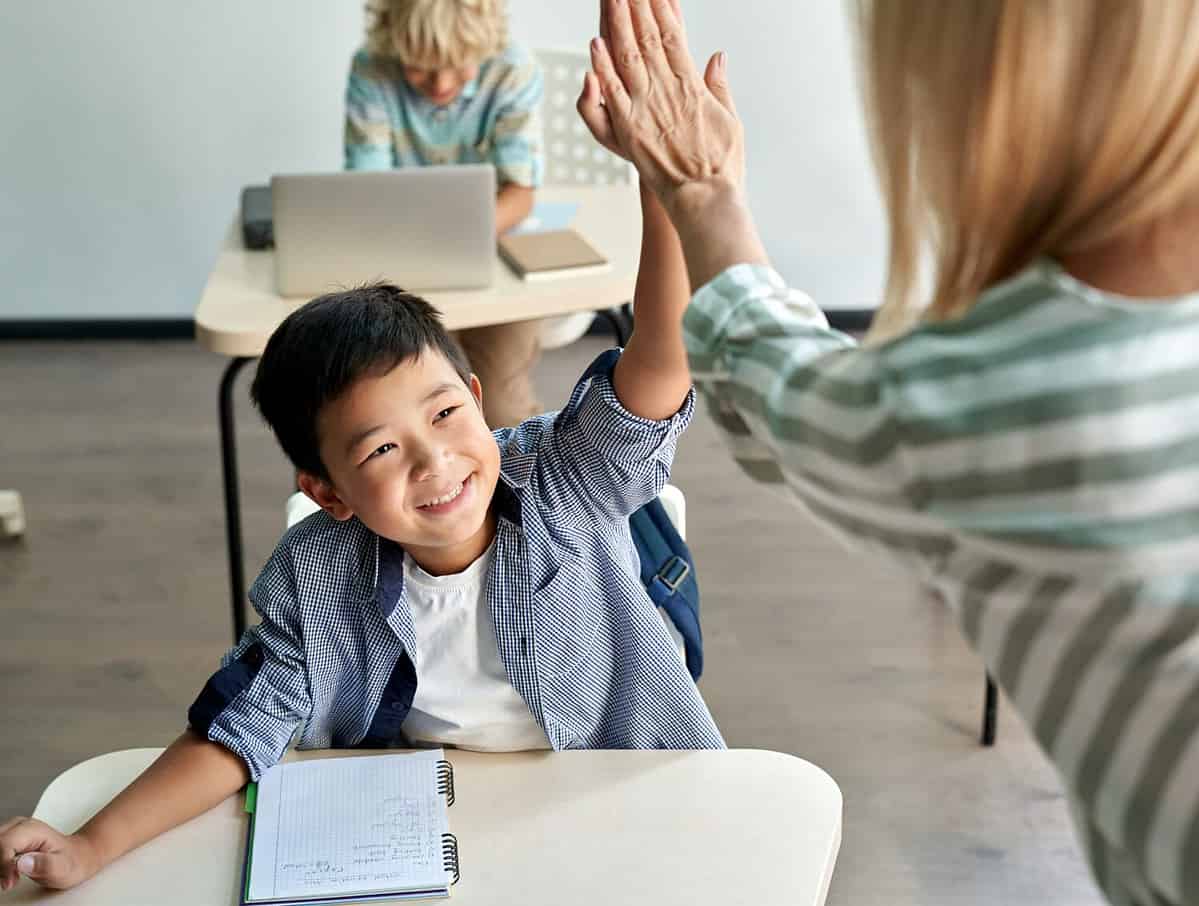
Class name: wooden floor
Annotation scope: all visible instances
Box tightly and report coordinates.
[0,337,1104,904]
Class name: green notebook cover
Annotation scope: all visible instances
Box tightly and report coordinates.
[243,783,258,903]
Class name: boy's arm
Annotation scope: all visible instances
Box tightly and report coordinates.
[0,731,247,891]
[523,184,693,525]
[2,542,309,893]
[611,182,692,420]
[496,183,535,235]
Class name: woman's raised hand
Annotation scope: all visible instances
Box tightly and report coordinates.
[576,0,744,215]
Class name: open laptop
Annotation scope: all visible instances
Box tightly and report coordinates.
[271,165,496,297]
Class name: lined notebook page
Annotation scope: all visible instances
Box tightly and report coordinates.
[248,751,450,902]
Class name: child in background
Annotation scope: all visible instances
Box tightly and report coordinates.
[346,0,546,428]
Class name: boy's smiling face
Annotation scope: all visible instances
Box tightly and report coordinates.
[300,350,501,576]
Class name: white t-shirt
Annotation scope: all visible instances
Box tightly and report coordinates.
[400,541,551,752]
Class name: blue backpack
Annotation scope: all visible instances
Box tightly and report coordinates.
[629,498,703,680]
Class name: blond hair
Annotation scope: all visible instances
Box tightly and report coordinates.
[854,0,1199,342]
[366,0,507,68]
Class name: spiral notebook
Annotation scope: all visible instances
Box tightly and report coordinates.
[240,750,460,905]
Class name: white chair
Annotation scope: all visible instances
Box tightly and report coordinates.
[656,483,686,540]
[534,47,636,351]
[285,490,322,529]
[287,485,683,537]
[0,490,25,538]
[285,484,688,660]
[286,484,685,539]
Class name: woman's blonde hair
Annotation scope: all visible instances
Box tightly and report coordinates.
[366,0,507,68]
[854,0,1199,342]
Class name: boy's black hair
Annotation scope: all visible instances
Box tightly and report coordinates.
[250,283,472,479]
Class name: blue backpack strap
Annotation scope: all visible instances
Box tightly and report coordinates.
[629,498,704,680]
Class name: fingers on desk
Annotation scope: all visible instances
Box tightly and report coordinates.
[0,817,68,890]
[0,815,27,890]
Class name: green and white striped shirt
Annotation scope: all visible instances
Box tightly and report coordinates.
[683,260,1199,906]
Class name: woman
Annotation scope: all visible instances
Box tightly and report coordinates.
[577,1,1199,903]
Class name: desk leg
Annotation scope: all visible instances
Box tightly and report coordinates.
[219,357,254,645]
[981,672,998,746]
[598,307,628,346]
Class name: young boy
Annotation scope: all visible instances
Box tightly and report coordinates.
[346,0,546,427]
[0,184,723,893]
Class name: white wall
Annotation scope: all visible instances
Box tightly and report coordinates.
[0,1,361,319]
[509,0,886,312]
[0,1,884,320]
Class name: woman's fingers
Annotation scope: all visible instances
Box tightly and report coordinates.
[587,0,745,202]
[632,0,692,100]
[703,51,737,116]
[577,71,622,158]
[602,0,649,100]
[650,0,693,78]
[589,37,631,124]
[628,0,666,64]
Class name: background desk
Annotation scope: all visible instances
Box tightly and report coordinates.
[9,747,842,906]
[195,185,643,642]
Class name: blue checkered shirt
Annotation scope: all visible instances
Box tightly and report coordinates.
[344,43,544,188]
[189,351,725,779]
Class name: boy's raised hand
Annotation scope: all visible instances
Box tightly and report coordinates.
[0,816,99,891]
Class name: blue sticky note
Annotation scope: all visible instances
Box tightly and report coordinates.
[511,201,580,234]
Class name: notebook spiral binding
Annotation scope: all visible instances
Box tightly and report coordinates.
[436,759,456,806]
[441,833,461,886]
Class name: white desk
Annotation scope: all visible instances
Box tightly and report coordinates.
[195,186,642,357]
[9,748,842,906]
[195,185,642,643]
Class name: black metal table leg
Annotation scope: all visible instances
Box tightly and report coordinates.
[981,672,999,746]
[219,356,254,644]
[597,307,629,346]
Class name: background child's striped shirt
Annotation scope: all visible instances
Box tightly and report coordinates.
[344,43,543,188]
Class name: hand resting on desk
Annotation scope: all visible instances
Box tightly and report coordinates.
[0,730,248,893]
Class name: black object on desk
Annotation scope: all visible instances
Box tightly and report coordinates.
[240,185,274,249]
